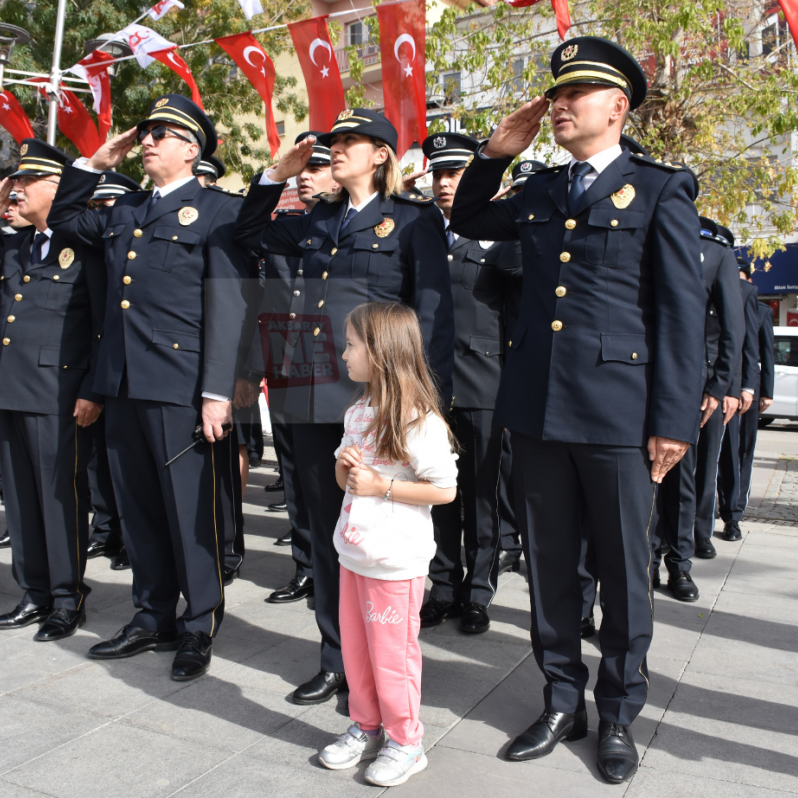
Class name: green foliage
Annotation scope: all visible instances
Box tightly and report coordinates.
[0,0,311,182]
[424,0,798,255]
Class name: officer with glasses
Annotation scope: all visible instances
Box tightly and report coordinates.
[48,94,251,682]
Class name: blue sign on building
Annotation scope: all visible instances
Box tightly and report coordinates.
[744,243,798,294]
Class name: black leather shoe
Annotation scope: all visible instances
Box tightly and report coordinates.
[89,625,179,659]
[497,550,521,576]
[86,536,122,559]
[669,570,699,602]
[274,530,292,547]
[419,597,463,628]
[110,547,131,570]
[694,538,717,559]
[34,608,86,641]
[223,566,240,587]
[248,455,261,468]
[597,721,638,783]
[172,631,212,681]
[460,602,490,634]
[0,601,53,629]
[580,614,595,639]
[265,478,284,492]
[652,566,661,588]
[293,670,347,705]
[0,531,10,548]
[268,501,287,512]
[507,709,588,760]
[723,521,742,541]
[266,575,313,604]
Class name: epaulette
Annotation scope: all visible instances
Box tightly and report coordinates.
[315,191,345,203]
[395,191,435,204]
[207,184,244,197]
[629,152,684,171]
[700,229,726,246]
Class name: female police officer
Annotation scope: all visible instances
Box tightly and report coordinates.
[235,109,454,705]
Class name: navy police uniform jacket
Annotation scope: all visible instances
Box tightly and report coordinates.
[757,302,775,399]
[700,239,744,401]
[739,280,761,394]
[0,229,105,414]
[450,150,705,446]
[47,166,250,406]
[235,183,454,423]
[448,235,521,409]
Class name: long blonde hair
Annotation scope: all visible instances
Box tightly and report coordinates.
[345,302,456,463]
[329,137,404,201]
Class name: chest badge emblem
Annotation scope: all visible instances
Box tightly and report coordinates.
[374,218,395,238]
[58,248,75,269]
[610,184,635,209]
[178,207,199,226]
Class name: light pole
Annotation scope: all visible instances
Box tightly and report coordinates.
[47,0,68,145]
[0,24,31,90]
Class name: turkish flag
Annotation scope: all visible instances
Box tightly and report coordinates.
[119,23,174,68]
[779,0,798,50]
[151,48,204,109]
[68,49,115,142]
[148,0,184,20]
[0,90,35,144]
[377,0,427,158]
[288,17,345,133]
[215,32,280,158]
[35,82,101,158]
[504,0,571,40]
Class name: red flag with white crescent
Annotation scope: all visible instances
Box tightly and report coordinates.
[34,82,101,157]
[778,0,798,51]
[215,32,280,158]
[151,48,204,109]
[68,49,115,142]
[119,23,174,68]
[376,0,427,159]
[288,17,345,133]
[148,0,184,21]
[0,89,35,144]
[503,0,571,41]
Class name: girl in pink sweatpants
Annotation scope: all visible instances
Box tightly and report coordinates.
[318,302,458,787]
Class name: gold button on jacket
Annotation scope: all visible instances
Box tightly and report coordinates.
[133,229,143,238]
[551,320,563,331]
[127,251,136,260]
[559,252,571,263]
[555,286,567,297]
[565,219,576,229]
[121,300,130,309]
[123,276,132,285]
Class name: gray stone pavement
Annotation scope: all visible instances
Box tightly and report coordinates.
[0,425,797,797]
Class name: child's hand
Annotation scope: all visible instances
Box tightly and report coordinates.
[337,445,362,471]
[346,463,389,497]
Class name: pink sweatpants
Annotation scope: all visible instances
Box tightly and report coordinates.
[339,566,425,746]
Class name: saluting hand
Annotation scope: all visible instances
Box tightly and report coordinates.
[73,399,103,427]
[268,136,318,183]
[648,436,690,484]
[87,127,139,171]
[0,177,13,215]
[402,170,427,192]
[483,96,550,159]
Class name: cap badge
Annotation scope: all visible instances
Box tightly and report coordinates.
[433,136,446,149]
[610,184,636,209]
[59,248,75,269]
[520,162,533,172]
[20,143,28,156]
[155,98,169,108]
[561,44,578,62]
[374,218,395,238]
[178,207,199,225]
[337,109,354,121]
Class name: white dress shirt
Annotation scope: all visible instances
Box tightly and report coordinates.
[567,144,623,191]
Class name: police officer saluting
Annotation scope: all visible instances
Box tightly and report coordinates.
[235,109,453,705]
[0,141,106,640]
[416,132,521,634]
[48,95,250,681]
[450,38,705,782]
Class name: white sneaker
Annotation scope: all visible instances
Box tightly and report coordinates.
[364,738,427,787]
[318,724,384,770]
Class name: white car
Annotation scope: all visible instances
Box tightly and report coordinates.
[760,326,798,425]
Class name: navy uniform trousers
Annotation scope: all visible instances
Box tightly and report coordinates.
[430,408,502,606]
[717,411,744,526]
[498,430,521,557]
[223,422,246,573]
[654,442,697,574]
[87,415,122,549]
[0,412,91,611]
[693,404,726,543]
[735,390,760,518]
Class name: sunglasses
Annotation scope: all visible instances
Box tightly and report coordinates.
[137,125,193,145]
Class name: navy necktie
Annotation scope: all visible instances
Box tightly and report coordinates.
[446,226,456,250]
[31,232,48,265]
[340,207,358,232]
[568,161,593,215]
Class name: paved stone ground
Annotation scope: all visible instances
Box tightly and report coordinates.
[0,425,796,797]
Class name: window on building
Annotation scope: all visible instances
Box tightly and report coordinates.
[349,22,364,46]
[441,71,461,104]
[276,121,285,137]
[511,57,525,93]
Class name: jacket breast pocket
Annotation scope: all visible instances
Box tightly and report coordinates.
[586,209,645,266]
[149,227,202,274]
[33,267,82,311]
[600,333,650,364]
[350,234,400,286]
[515,208,555,259]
